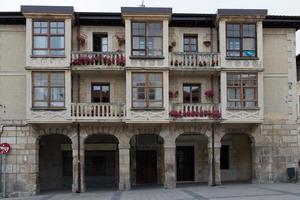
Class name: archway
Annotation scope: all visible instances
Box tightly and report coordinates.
[38,134,72,192]
[84,134,119,190]
[130,134,164,186]
[175,133,209,184]
[220,134,253,182]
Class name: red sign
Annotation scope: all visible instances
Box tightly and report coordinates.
[0,143,11,154]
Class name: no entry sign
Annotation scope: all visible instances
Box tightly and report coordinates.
[0,143,11,154]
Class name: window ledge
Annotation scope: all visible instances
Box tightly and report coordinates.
[130,56,165,60]
[227,107,260,111]
[31,55,66,59]
[225,57,259,61]
[131,108,165,111]
[31,107,66,111]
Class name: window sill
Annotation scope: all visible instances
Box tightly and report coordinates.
[31,107,66,111]
[225,57,259,60]
[131,108,165,111]
[31,55,66,58]
[227,107,260,111]
[129,56,165,60]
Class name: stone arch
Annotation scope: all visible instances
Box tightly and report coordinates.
[220,133,253,183]
[38,133,73,193]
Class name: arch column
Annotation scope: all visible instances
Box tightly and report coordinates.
[161,126,176,189]
[71,133,86,193]
[118,137,131,190]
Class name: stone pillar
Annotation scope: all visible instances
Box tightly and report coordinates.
[208,144,221,186]
[164,143,176,189]
[71,136,85,193]
[119,145,130,190]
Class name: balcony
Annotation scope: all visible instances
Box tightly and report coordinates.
[169,52,220,70]
[169,103,221,121]
[71,51,125,70]
[71,103,126,121]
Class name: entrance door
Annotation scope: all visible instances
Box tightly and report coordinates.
[136,151,157,184]
[176,146,195,181]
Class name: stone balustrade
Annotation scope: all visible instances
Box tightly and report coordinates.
[169,52,220,68]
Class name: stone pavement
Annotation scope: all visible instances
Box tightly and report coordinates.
[5,183,300,200]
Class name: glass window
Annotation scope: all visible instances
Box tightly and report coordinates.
[32,72,65,108]
[93,34,108,52]
[226,23,256,58]
[183,84,201,103]
[131,22,162,56]
[91,83,110,103]
[32,20,65,56]
[183,35,198,52]
[132,73,163,108]
[227,73,257,109]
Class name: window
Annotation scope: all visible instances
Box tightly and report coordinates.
[227,73,257,109]
[132,73,163,108]
[32,20,65,56]
[93,33,108,52]
[184,35,198,52]
[183,84,201,103]
[32,72,65,108]
[91,83,110,103]
[220,145,229,170]
[132,22,162,56]
[226,23,256,58]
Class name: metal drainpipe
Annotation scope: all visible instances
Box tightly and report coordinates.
[211,122,216,186]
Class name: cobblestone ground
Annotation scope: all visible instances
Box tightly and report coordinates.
[5,183,300,200]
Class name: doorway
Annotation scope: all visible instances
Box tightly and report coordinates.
[136,151,157,184]
[176,146,195,181]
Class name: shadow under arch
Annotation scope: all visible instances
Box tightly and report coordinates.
[175,132,209,184]
[129,134,164,187]
[38,134,73,193]
[84,134,119,190]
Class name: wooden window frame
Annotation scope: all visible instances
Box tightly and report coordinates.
[91,82,110,103]
[182,83,201,103]
[32,20,65,57]
[132,72,163,109]
[226,23,257,59]
[183,34,198,53]
[131,21,163,57]
[32,71,65,109]
[227,73,258,109]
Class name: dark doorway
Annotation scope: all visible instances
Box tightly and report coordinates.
[84,134,119,190]
[136,151,157,184]
[93,33,108,52]
[176,146,195,181]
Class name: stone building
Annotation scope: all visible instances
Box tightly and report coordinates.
[0,5,300,197]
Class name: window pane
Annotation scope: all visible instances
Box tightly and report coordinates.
[133,88,146,100]
[50,36,64,48]
[242,50,256,57]
[33,73,48,86]
[148,101,163,108]
[148,23,162,36]
[228,88,240,100]
[33,50,48,55]
[133,37,145,49]
[227,38,240,50]
[243,24,255,37]
[148,88,162,101]
[51,88,64,101]
[34,36,48,48]
[132,50,146,56]
[50,102,64,107]
[133,101,146,108]
[132,74,145,87]
[183,85,191,103]
[34,88,48,100]
[51,73,64,86]
[148,74,162,87]
[33,102,48,107]
[49,50,64,56]
[244,101,256,108]
[227,24,240,37]
[192,85,200,102]
[147,37,162,50]
[227,51,240,57]
[132,22,145,35]
[244,88,255,100]
[243,38,255,50]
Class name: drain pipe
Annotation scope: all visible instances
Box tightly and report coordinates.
[211,122,216,186]
[76,123,81,193]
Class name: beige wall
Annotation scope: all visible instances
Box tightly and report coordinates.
[0,25,26,120]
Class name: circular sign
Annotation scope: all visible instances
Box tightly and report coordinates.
[0,143,11,154]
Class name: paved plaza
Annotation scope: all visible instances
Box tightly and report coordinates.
[5,183,300,200]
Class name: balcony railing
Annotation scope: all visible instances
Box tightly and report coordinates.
[71,103,126,120]
[71,51,125,67]
[169,103,221,120]
[169,52,220,68]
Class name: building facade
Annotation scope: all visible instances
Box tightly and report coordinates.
[0,5,300,197]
